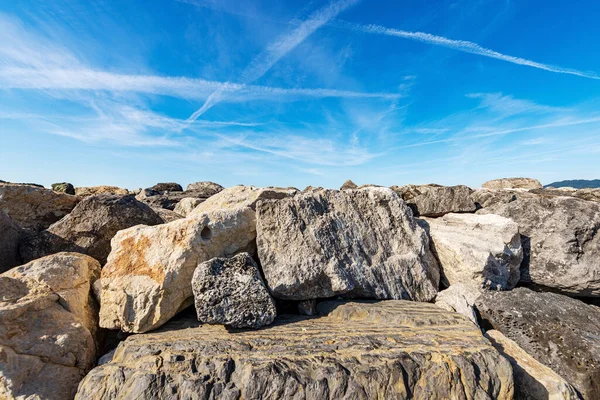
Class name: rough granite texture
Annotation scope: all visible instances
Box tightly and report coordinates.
[257,187,440,301]
[76,301,514,400]
[475,288,600,399]
[192,253,276,328]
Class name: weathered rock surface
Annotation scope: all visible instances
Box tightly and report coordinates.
[435,284,480,326]
[419,213,522,290]
[99,208,258,333]
[482,177,542,190]
[0,212,22,274]
[530,187,600,203]
[391,184,477,217]
[0,253,100,400]
[475,288,600,399]
[470,188,526,208]
[478,195,600,296]
[186,181,224,197]
[149,182,183,192]
[257,188,440,301]
[173,197,204,216]
[340,179,358,190]
[0,183,80,231]
[20,195,164,265]
[192,253,276,329]
[76,301,514,400]
[485,330,580,400]
[135,188,187,210]
[51,182,75,195]
[74,186,129,197]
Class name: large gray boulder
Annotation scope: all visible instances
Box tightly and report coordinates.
[0,183,80,231]
[485,330,580,400]
[192,253,276,329]
[475,288,600,399]
[76,301,514,400]
[256,187,440,301]
[482,177,542,190]
[0,212,22,273]
[20,195,164,265]
[0,253,100,400]
[391,184,477,217]
[185,181,224,197]
[149,182,183,192]
[478,195,600,296]
[419,213,522,290]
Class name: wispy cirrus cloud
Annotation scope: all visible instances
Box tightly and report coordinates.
[184,0,361,125]
[335,21,600,80]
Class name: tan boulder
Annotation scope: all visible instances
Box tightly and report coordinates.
[173,197,204,216]
[0,253,100,400]
[0,183,80,231]
[74,186,129,197]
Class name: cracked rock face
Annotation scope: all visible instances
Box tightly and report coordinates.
[256,188,440,301]
[391,184,476,217]
[419,213,523,290]
[0,183,80,231]
[0,253,100,400]
[75,301,514,400]
[192,253,276,329]
[475,288,600,399]
[478,195,600,296]
[20,195,164,265]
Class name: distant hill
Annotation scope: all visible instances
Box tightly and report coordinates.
[545,179,600,189]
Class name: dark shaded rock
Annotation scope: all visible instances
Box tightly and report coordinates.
[20,195,163,265]
[149,182,183,192]
[135,188,187,210]
[51,182,75,195]
[478,195,600,296]
[475,288,600,399]
[192,253,276,329]
[256,187,440,301]
[76,301,513,400]
[0,212,22,273]
[391,184,476,217]
[297,299,317,316]
[340,179,358,190]
[0,183,80,231]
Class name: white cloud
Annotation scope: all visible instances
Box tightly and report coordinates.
[335,21,600,80]
[184,0,361,125]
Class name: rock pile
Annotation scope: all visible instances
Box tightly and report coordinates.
[1,177,599,400]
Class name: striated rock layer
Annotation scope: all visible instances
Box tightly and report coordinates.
[76,301,514,400]
[391,184,476,217]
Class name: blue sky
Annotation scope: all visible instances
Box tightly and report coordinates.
[1,0,599,190]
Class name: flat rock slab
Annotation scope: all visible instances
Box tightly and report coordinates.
[257,187,440,301]
[391,184,476,217]
[482,178,542,190]
[76,301,514,400]
[476,288,600,399]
